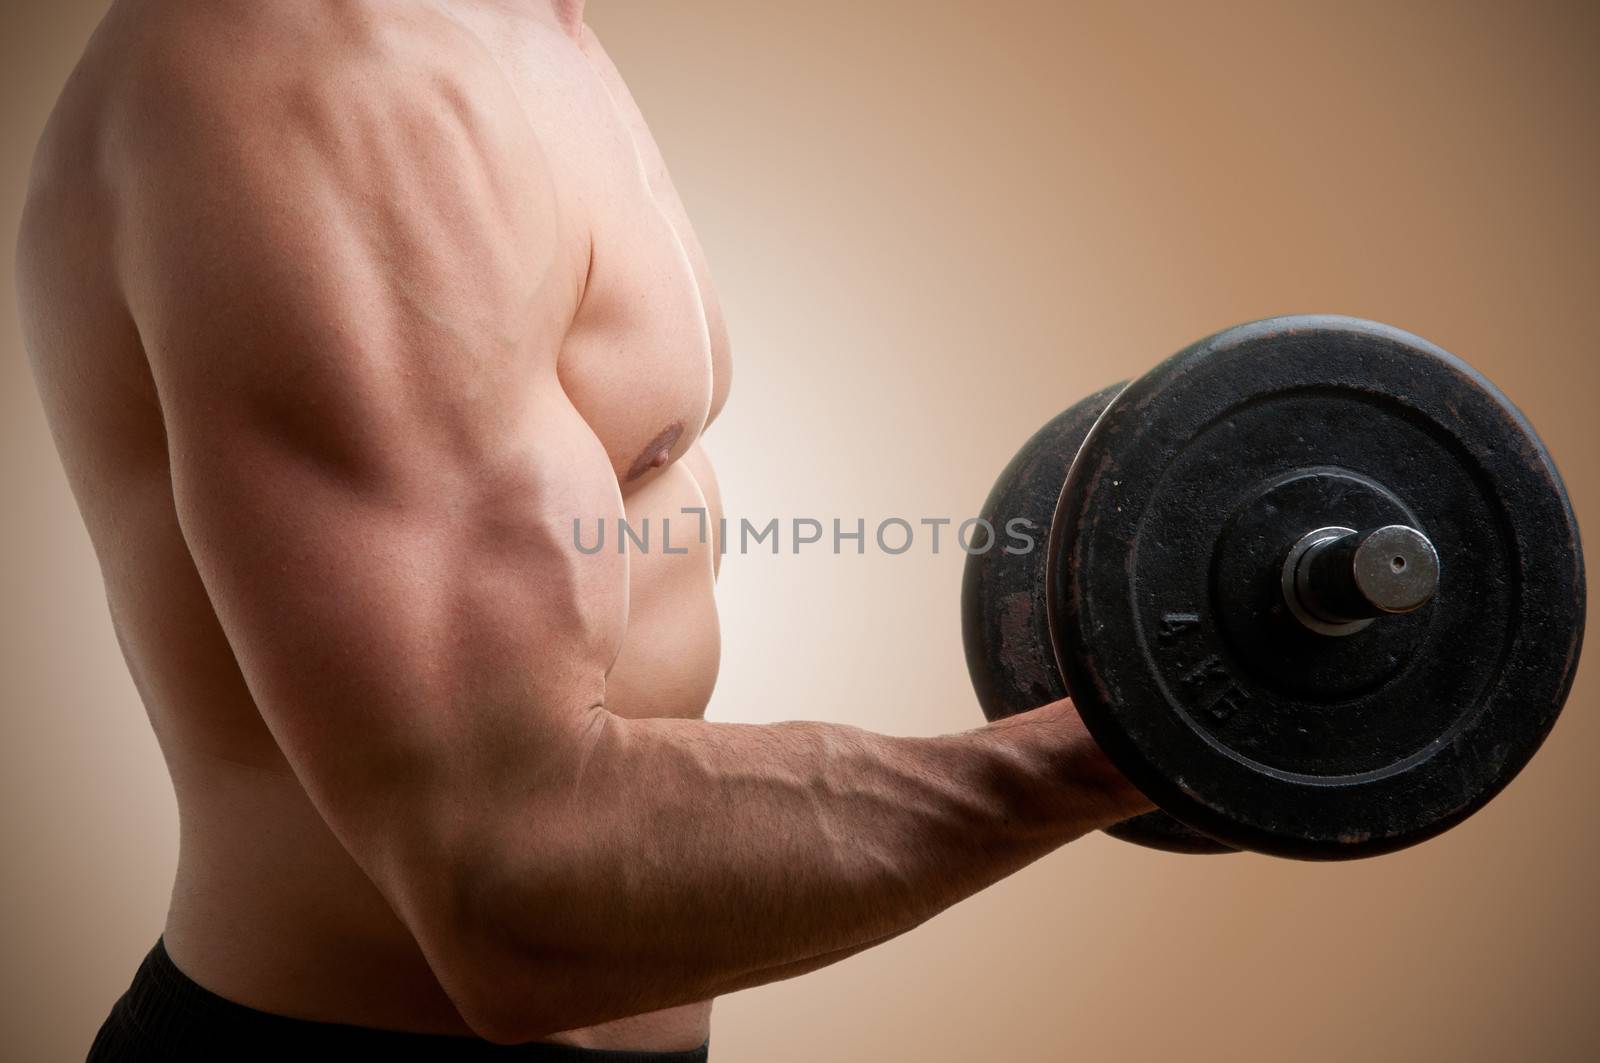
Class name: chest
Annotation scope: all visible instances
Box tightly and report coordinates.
[483,24,732,489]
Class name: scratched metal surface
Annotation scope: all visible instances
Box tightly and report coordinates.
[1050,316,1587,859]
[961,382,1236,854]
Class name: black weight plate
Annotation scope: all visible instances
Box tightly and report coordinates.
[960,383,1237,855]
[1049,315,1586,859]
[1102,810,1240,854]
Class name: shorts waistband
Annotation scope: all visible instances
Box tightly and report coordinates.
[101,937,709,1062]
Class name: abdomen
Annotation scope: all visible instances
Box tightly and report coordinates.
[604,456,722,720]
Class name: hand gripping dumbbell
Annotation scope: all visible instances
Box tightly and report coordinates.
[961,316,1586,859]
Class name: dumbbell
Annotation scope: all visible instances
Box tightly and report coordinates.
[961,316,1585,859]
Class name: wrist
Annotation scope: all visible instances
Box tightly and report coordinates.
[975,698,1155,835]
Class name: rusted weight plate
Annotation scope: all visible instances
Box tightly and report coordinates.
[1050,316,1586,859]
[960,384,1238,854]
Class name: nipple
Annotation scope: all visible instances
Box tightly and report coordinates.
[624,421,686,482]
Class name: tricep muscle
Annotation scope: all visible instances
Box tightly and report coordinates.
[112,21,620,974]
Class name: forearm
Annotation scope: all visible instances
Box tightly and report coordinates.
[448,698,1148,1036]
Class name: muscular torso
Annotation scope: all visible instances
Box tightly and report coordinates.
[22,1,726,1050]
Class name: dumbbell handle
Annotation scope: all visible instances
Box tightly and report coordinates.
[1283,525,1440,636]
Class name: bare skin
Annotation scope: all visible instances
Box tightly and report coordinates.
[17,0,1153,1051]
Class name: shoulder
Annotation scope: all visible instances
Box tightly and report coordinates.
[99,0,534,176]
[21,1,563,242]
[80,0,587,317]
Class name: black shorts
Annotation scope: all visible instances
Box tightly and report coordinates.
[87,939,711,1062]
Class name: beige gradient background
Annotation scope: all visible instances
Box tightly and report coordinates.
[3,1,1598,1060]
